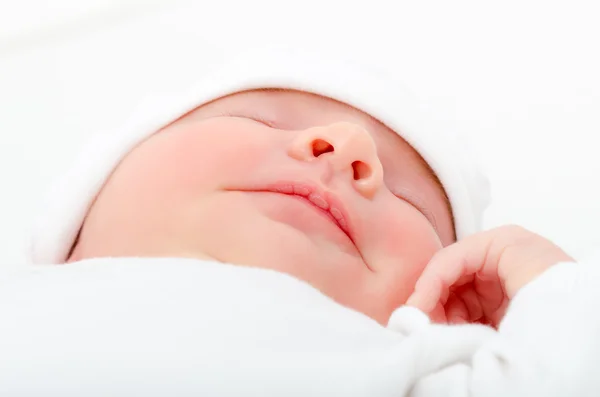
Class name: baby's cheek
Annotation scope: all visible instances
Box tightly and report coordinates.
[377,217,441,262]
[370,218,443,302]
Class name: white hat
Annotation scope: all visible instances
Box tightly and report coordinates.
[29,49,491,264]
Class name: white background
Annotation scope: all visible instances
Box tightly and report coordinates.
[1,0,599,267]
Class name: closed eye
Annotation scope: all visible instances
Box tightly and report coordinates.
[245,114,277,128]
[392,191,438,232]
[217,111,278,129]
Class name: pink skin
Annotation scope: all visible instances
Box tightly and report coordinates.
[232,183,354,245]
[69,89,455,324]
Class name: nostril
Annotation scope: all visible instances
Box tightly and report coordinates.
[352,161,372,181]
[312,139,334,157]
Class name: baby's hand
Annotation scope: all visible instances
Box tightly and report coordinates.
[406,225,574,328]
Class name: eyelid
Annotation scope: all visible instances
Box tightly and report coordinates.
[392,189,438,231]
[220,111,277,129]
[247,115,277,128]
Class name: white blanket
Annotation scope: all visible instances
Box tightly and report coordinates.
[2,256,600,396]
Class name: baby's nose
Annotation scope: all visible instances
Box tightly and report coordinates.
[288,122,384,199]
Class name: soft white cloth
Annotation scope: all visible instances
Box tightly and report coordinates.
[1,255,599,396]
[29,48,490,264]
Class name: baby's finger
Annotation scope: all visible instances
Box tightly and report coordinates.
[406,272,444,312]
[406,274,470,314]
[446,292,468,325]
[428,302,447,324]
[407,255,474,313]
[416,230,510,287]
[453,285,483,322]
[474,275,505,320]
[408,230,507,312]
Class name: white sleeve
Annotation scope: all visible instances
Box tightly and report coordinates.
[410,257,600,397]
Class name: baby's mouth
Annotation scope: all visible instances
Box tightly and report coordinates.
[270,185,352,240]
[231,183,353,240]
[225,182,372,271]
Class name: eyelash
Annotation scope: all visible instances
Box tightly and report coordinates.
[394,193,420,212]
[221,111,276,129]
[392,192,438,231]
[248,115,276,128]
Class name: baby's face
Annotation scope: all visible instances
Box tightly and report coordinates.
[72,89,454,324]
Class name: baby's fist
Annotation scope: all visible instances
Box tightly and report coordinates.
[406,225,574,327]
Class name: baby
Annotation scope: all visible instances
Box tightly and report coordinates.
[14,49,600,395]
[32,51,486,323]
[66,89,457,325]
